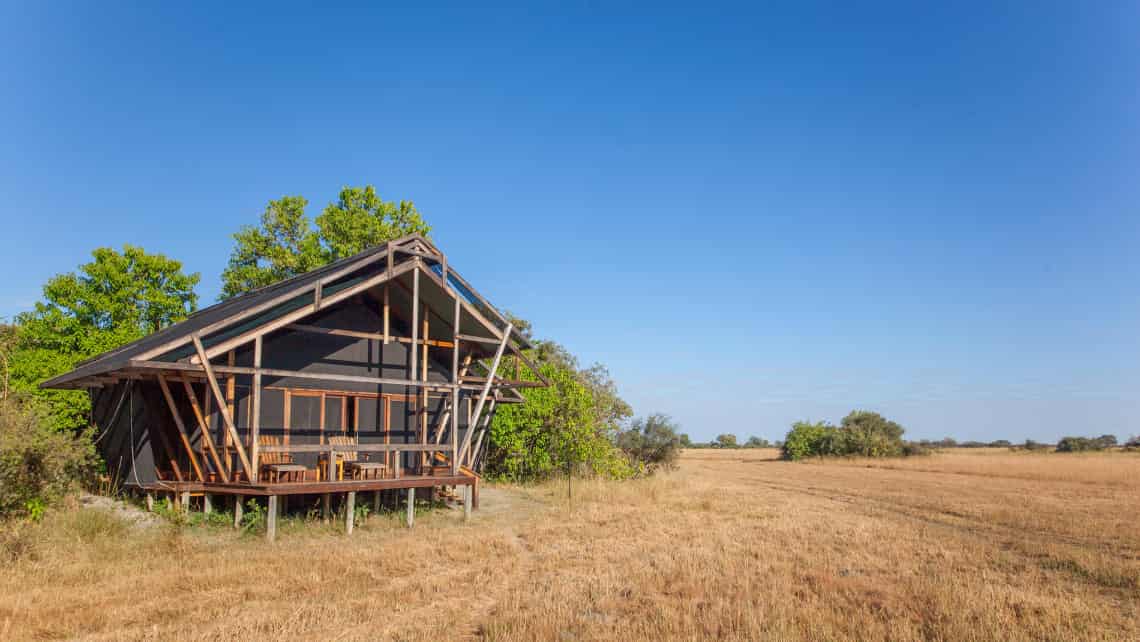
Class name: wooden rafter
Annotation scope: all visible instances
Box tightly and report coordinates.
[155,374,206,482]
[192,335,253,479]
[177,373,230,483]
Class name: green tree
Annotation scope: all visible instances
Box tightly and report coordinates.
[11,246,198,429]
[486,360,632,481]
[616,413,682,473]
[316,186,431,258]
[679,433,693,448]
[715,433,738,448]
[220,186,431,298]
[839,410,905,457]
[745,435,770,448]
[782,421,832,460]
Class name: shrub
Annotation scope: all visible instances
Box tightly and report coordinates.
[616,413,682,473]
[781,421,832,461]
[0,396,97,519]
[714,434,738,449]
[1056,435,1118,453]
[901,441,932,456]
[782,411,910,460]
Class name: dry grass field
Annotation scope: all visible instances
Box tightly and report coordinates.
[2,448,1139,641]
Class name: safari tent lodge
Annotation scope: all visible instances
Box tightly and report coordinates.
[42,235,546,538]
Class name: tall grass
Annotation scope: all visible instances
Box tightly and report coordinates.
[1,449,1137,640]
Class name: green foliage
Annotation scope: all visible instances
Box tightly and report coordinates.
[486,357,634,482]
[239,498,266,535]
[837,410,905,457]
[745,436,771,448]
[9,245,198,429]
[616,413,682,473]
[781,421,833,460]
[1056,435,1118,452]
[0,397,97,518]
[782,411,910,460]
[220,186,431,298]
[714,433,738,448]
[1023,439,1051,451]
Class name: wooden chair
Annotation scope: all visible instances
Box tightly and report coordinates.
[326,435,387,481]
[258,436,306,483]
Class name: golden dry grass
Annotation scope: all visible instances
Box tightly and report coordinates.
[2,449,1139,641]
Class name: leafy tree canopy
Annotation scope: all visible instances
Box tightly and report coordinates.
[616,413,682,473]
[221,186,431,298]
[715,433,738,448]
[11,245,198,428]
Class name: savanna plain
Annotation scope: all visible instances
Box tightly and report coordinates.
[2,448,1138,641]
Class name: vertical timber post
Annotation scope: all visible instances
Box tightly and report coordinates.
[266,495,277,542]
[322,493,331,522]
[180,491,190,512]
[233,495,243,529]
[406,487,415,527]
[203,493,213,515]
[345,491,356,535]
[373,490,381,514]
[451,294,460,476]
[145,492,154,512]
[464,484,472,521]
[251,336,262,477]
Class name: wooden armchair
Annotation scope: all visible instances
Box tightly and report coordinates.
[326,435,387,481]
[258,436,306,483]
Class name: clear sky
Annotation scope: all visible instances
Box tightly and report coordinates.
[2,2,1139,443]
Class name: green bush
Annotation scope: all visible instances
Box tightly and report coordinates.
[616,413,682,473]
[781,411,910,460]
[1056,435,1117,452]
[0,396,97,519]
[781,421,833,460]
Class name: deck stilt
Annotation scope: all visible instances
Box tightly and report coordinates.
[406,488,415,527]
[203,493,213,514]
[464,484,472,521]
[233,495,243,528]
[145,492,154,512]
[345,491,356,535]
[266,495,278,542]
[322,493,331,521]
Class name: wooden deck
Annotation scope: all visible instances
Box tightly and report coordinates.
[126,473,475,497]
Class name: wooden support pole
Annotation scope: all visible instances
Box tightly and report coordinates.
[145,492,154,512]
[155,375,206,482]
[464,484,472,521]
[406,488,415,527]
[345,491,356,535]
[411,264,419,381]
[266,496,277,542]
[180,491,190,512]
[451,389,460,475]
[251,336,262,476]
[225,351,236,476]
[470,398,497,469]
[373,490,381,514]
[322,493,331,522]
[203,493,213,515]
[383,283,390,344]
[233,495,243,529]
[174,374,229,483]
[458,324,512,465]
[192,335,253,478]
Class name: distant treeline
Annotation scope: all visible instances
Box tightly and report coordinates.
[685,428,1140,456]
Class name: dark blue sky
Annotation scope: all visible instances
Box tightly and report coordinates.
[3,2,1139,442]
